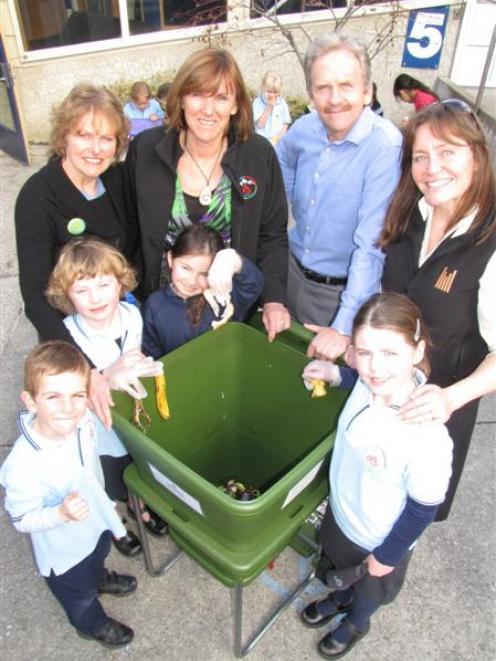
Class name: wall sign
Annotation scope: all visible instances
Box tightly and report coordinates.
[402,6,450,69]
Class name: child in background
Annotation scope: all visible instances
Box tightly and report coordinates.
[142,224,264,358]
[46,239,168,555]
[393,74,439,128]
[0,341,136,648]
[370,82,384,117]
[123,81,164,138]
[252,71,291,145]
[156,81,172,120]
[301,293,452,659]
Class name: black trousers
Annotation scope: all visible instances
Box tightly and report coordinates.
[100,454,132,502]
[319,506,411,610]
[45,531,111,635]
[436,399,479,521]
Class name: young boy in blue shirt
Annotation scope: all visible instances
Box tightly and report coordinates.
[0,341,137,648]
[123,81,164,138]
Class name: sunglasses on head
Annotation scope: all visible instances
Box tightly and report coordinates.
[442,98,474,113]
[431,97,485,132]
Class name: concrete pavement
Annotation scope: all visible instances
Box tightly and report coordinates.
[0,146,495,661]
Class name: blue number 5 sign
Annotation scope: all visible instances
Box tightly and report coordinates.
[402,6,449,69]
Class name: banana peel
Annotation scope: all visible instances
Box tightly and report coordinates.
[203,289,234,329]
[155,373,170,419]
[310,379,327,398]
[132,398,151,432]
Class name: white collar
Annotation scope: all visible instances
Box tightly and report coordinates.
[18,409,97,452]
[364,368,427,409]
[417,197,478,237]
[69,302,129,341]
[417,198,478,265]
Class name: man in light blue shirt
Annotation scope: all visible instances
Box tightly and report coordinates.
[276,33,402,360]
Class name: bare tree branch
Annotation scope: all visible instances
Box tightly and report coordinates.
[187,1,407,69]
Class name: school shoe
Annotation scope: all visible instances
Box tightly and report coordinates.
[301,596,352,628]
[317,618,370,659]
[77,618,134,648]
[127,505,169,537]
[98,569,137,596]
[112,530,142,557]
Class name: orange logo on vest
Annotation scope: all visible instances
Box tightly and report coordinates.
[434,266,458,293]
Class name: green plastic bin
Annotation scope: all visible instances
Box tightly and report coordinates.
[113,322,348,585]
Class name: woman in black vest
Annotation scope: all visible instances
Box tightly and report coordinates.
[380,100,496,520]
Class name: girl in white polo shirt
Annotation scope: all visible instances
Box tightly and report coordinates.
[46,239,167,555]
[301,293,453,660]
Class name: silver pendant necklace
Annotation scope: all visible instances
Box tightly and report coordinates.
[184,133,224,206]
[199,187,212,207]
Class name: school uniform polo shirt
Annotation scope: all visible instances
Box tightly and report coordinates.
[330,375,452,551]
[0,411,126,576]
[63,301,143,457]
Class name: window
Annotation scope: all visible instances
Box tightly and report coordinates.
[14,0,227,52]
[128,1,227,35]
[16,0,122,51]
[251,0,347,18]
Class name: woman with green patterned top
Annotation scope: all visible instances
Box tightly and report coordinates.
[125,48,291,342]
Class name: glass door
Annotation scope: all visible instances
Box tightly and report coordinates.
[0,36,29,164]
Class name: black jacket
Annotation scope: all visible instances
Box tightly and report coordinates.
[142,257,264,358]
[15,157,129,342]
[124,126,288,304]
[382,208,496,388]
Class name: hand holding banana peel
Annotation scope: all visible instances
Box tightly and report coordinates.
[302,359,341,397]
[104,350,163,399]
[207,248,242,298]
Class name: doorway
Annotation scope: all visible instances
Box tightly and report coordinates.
[450,0,496,87]
[0,36,29,164]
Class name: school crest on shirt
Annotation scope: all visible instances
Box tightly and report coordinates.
[363,446,387,472]
[239,176,257,200]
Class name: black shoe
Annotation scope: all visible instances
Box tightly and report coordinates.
[112,530,142,557]
[317,619,370,659]
[127,506,168,538]
[98,569,137,597]
[301,596,351,628]
[77,617,134,648]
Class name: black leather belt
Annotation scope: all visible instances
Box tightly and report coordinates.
[294,256,348,286]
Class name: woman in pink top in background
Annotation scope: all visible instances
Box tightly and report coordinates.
[394,74,439,111]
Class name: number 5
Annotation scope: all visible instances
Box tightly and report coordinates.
[407,14,444,60]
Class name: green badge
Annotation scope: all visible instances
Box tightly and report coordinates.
[67,217,86,235]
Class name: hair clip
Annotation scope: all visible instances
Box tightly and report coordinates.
[414,318,421,342]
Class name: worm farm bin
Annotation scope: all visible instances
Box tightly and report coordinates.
[113,322,348,586]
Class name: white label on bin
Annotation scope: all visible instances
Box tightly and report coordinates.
[282,459,324,509]
[148,463,204,516]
